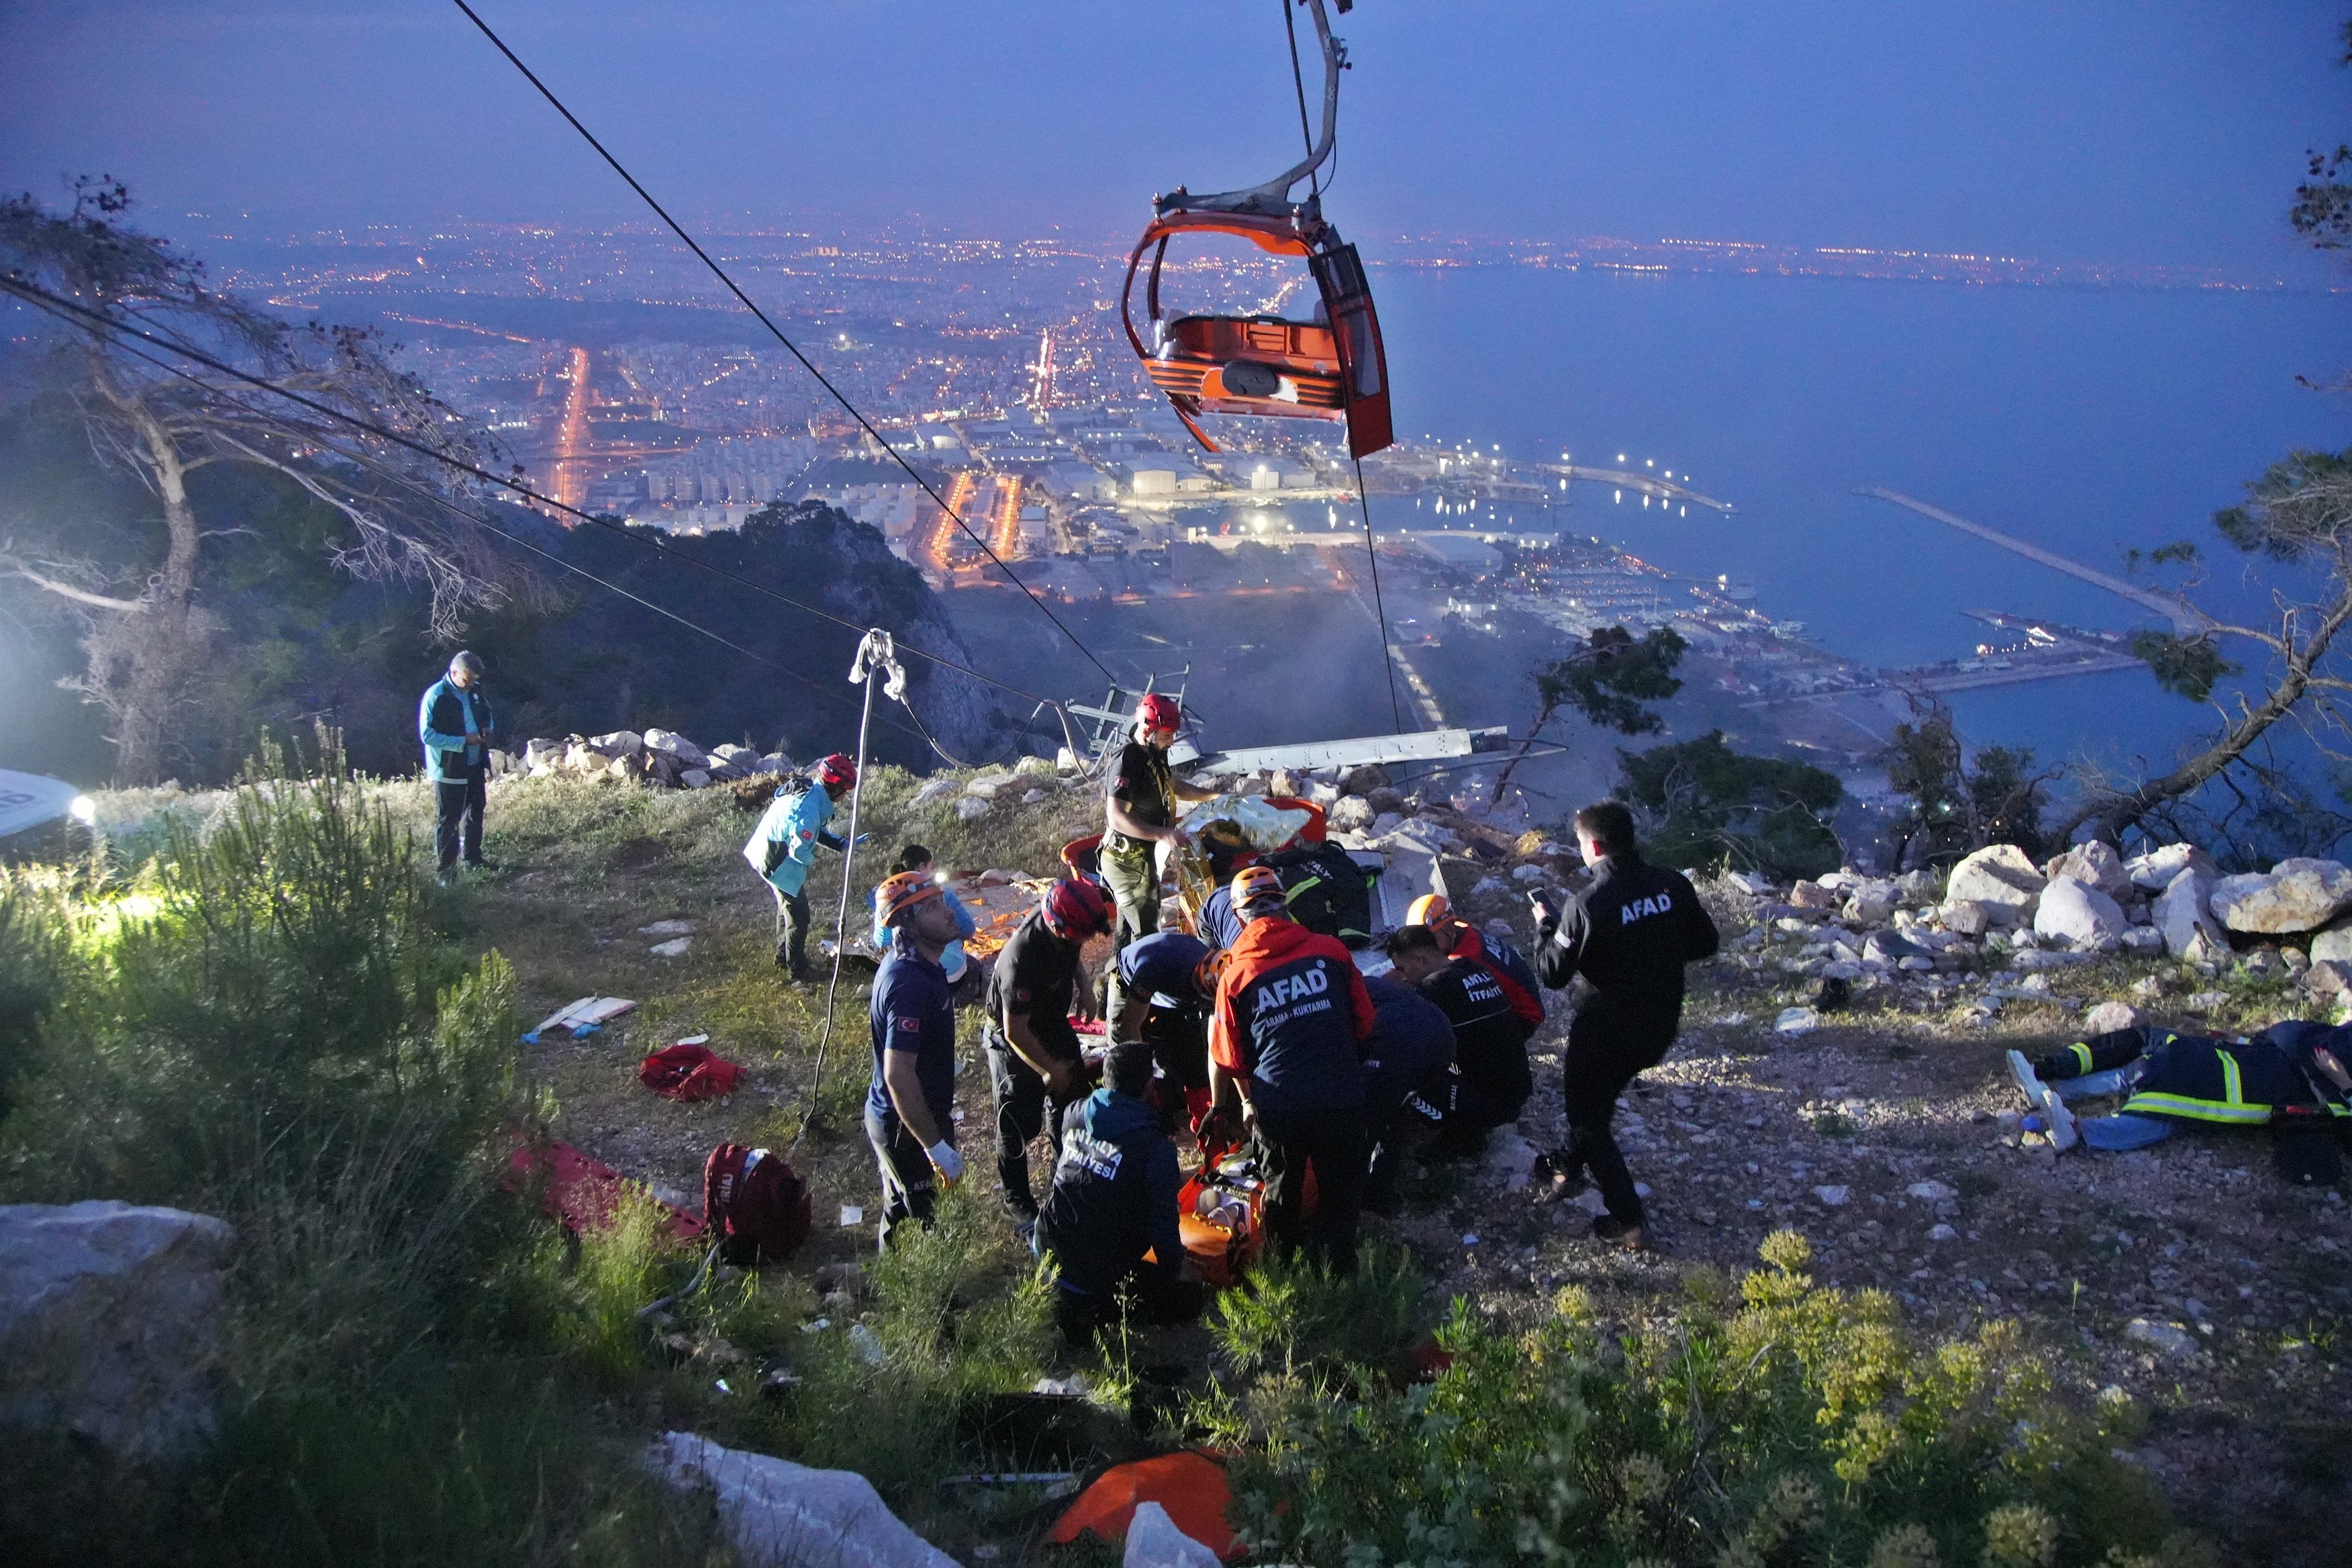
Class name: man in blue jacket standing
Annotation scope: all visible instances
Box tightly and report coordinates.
[1034,1040,1201,1344]
[419,650,497,883]
[743,754,858,981]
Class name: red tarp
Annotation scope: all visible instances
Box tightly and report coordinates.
[1047,1451,1241,1561]
[505,1138,703,1240]
[637,1041,744,1101]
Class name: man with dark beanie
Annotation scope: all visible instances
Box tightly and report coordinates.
[1530,801,1718,1250]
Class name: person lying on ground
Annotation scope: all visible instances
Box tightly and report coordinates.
[864,871,969,1248]
[1528,801,1720,1251]
[2007,1021,2351,1181]
[1380,923,1534,1154]
[1034,1040,1203,1345]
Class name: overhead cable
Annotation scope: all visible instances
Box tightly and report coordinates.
[447,0,1118,686]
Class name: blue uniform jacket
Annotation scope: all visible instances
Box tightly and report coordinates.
[1034,1087,1184,1293]
[418,679,493,782]
[744,781,842,897]
[867,934,958,1129]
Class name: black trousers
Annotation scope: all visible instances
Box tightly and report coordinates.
[773,887,812,975]
[434,770,486,870]
[985,1040,1081,1212]
[1558,1001,1679,1228]
[1049,1266,1204,1346]
[1253,1102,1366,1275]
[863,1104,938,1249]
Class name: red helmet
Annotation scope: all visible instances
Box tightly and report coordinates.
[814,753,857,789]
[1135,693,1182,734]
[1042,877,1114,940]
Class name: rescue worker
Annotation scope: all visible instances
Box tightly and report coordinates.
[1380,922,1534,1150]
[1101,693,1216,959]
[1195,879,1245,952]
[1530,801,1720,1251]
[985,877,1114,1230]
[1359,970,1458,1214]
[1033,1040,1203,1344]
[869,843,978,1002]
[1210,864,1377,1273]
[865,871,969,1247]
[742,754,858,981]
[1112,930,1218,1133]
[2008,1022,2352,1170]
[1406,893,1544,1022]
[418,650,497,882]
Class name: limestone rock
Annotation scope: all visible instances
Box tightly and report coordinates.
[587,730,645,758]
[2034,876,2128,948]
[0,1200,234,1463]
[643,728,708,767]
[2124,842,2215,891]
[1895,867,1942,905]
[2302,959,2352,998]
[1015,754,1057,775]
[2311,921,2352,966]
[1844,879,1900,925]
[2155,865,2228,959]
[1945,844,2045,920]
[1338,763,1392,796]
[1939,900,1992,936]
[2210,859,2352,934]
[2047,840,2131,900]
[1789,879,1839,911]
[2081,999,2141,1034]
[648,1432,959,1568]
[680,769,713,791]
[1364,786,1406,816]
[910,776,961,808]
[1327,796,1374,834]
[953,795,990,822]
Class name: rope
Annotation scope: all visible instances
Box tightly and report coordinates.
[448,0,1118,687]
[0,275,1052,710]
[787,628,898,1159]
[1353,454,1406,732]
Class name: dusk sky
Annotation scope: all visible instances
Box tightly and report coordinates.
[2,1,2347,275]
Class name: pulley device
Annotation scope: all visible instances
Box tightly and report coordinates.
[1121,0,1393,459]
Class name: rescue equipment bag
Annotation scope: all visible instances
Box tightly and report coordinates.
[701,1142,811,1265]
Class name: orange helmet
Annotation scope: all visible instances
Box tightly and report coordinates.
[1193,946,1233,995]
[876,870,942,927]
[1406,893,1457,929]
[1232,864,1286,916]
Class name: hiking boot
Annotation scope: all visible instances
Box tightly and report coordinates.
[1592,1215,1653,1251]
[1001,1191,1039,1234]
[464,855,502,873]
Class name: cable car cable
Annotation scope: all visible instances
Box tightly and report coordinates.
[0,274,1050,714]
[447,0,1118,687]
[1351,454,1406,732]
[1282,0,1322,198]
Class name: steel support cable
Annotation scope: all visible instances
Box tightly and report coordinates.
[0,277,959,749]
[1283,0,1322,198]
[1353,458,1406,733]
[447,0,1118,687]
[0,273,1048,710]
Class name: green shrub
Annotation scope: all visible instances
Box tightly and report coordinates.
[1210,1238,1426,1381]
[1222,1232,2189,1568]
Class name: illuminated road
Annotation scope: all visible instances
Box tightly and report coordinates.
[550,346,592,511]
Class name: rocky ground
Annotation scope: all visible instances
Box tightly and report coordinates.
[207,760,2352,1567]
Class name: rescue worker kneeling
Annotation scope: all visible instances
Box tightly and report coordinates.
[1210,865,1377,1274]
[1034,1041,1204,1345]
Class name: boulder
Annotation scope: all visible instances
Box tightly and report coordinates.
[522,736,566,770]
[1726,870,1775,897]
[2154,864,2228,959]
[643,728,708,767]
[2310,921,2352,966]
[954,795,990,822]
[1895,867,1943,905]
[2081,999,2142,1035]
[964,773,1016,799]
[2034,876,2128,948]
[587,730,644,758]
[0,1200,234,1463]
[1326,796,1374,834]
[1939,900,1992,936]
[2047,840,2131,900]
[647,1432,959,1568]
[758,752,795,775]
[1268,767,1307,799]
[1015,754,1057,776]
[1944,844,2045,921]
[680,769,713,791]
[2302,959,2352,999]
[1338,763,1392,796]
[2124,842,2215,891]
[2210,859,2352,934]
[909,776,961,808]
[1843,879,1900,925]
[1788,880,1839,912]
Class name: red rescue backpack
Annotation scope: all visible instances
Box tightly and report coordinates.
[701,1143,812,1265]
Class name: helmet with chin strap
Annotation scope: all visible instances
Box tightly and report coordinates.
[1042,877,1114,940]
[814,753,858,789]
[1135,693,1182,734]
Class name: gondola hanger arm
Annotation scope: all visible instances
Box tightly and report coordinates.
[1162,0,1347,219]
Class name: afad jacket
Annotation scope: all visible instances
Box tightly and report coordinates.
[1210,914,1375,1117]
[418,679,493,783]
